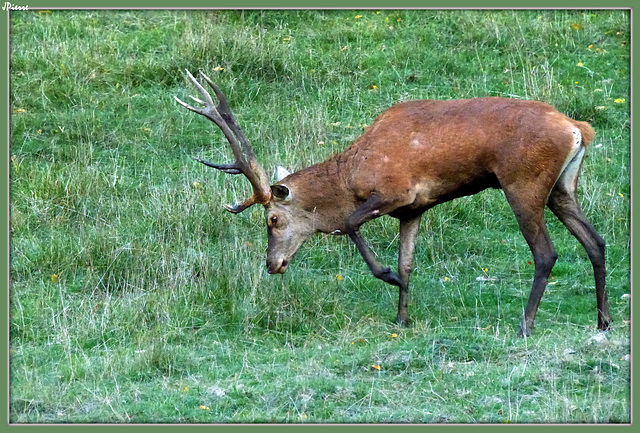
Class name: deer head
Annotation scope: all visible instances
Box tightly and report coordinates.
[175,70,317,274]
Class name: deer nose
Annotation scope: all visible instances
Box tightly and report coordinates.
[267,258,289,274]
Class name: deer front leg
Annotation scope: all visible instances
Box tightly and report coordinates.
[396,215,422,326]
[346,195,422,325]
[346,194,404,287]
[348,230,403,287]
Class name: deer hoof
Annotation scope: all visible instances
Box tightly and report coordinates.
[597,318,612,331]
[518,325,532,338]
[396,315,410,327]
[379,268,402,286]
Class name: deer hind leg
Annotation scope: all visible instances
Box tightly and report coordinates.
[547,148,611,331]
[502,185,558,337]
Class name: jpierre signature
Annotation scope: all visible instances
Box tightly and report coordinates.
[3,2,29,10]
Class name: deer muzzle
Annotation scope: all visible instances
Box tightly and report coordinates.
[267,258,289,274]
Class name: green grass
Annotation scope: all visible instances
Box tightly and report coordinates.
[9,9,630,423]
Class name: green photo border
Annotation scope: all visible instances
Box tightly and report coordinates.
[2,2,634,431]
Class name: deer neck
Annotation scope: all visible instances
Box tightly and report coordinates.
[284,155,357,234]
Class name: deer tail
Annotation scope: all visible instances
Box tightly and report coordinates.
[573,120,596,147]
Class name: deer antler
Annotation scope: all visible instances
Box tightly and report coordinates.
[175,69,272,213]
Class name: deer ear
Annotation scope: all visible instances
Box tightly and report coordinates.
[275,165,291,182]
[271,184,292,201]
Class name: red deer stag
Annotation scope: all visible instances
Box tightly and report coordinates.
[175,70,611,337]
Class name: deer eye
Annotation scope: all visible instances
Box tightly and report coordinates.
[270,215,278,226]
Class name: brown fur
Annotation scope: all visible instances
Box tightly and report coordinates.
[281,98,588,226]
[266,97,610,336]
[179,72,610,337]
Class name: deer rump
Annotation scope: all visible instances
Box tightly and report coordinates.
[177,71,611,337]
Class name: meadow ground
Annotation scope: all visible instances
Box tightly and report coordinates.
[9,9,630,423]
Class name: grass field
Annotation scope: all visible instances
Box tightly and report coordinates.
[9,9,631,423]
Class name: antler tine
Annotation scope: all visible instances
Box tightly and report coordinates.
[175,85,243,174]
[198,71,231,115]
[173,95,201,114]
[177,69,272,212]
[175,70,223,124]
[194,157,243,175]
[198,70,257,158]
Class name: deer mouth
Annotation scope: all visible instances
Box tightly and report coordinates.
[267,258,289,274]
